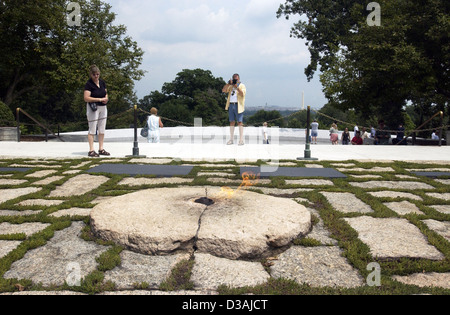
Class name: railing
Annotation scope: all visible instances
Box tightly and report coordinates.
[16,108,57,142]
[12,105,448,146]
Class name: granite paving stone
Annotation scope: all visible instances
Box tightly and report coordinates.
[32,176,66,186]
[270,246,364,288]
[103,251,190,290]
[350,181,435,190]
[0,187,42,205]
[422,220,450,242]
[305,208,338,245]
[17,199,65,207]
[0,241,22,259]
[426,193,450,201]
[0,179,28,185]
[0,210,42,217]
[3,222,110,287]
[0,155,449,295]
[429,205,450,214]
[368,191,423,201]
[344,217,444,260]
[49,208,93,218]
[25,170,58,178]
[191,253,270,290]
[285,179,334,186]
[48,174,110,197]
[118,177,194,186]
[392,273,450,289]
[383,201,424,215]
[320,192,373,214]
[0,222,50,237]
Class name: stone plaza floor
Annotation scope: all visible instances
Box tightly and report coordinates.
[0,141,449,295]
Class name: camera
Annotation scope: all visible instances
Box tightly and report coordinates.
[232,79,238,85]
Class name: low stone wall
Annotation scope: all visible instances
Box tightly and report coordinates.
[0,127,17,141]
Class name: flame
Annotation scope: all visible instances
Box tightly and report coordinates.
[219,172,260,199]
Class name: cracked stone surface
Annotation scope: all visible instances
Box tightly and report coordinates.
[429,205,450,214]
[349,181,435,190]
[103,250,190,290]
[270,246,364,288]
[91,187,311,260]
[49,208,93,218]
[426,193,450,201]
[422,220,450,242]
[0,179,28,185]
[191,253,270,290]
[320,192,373,214]
[17,199,65,207]
[25,170,58,178]
[0,187,42,205]
[337,167,395,173]
[0,241,22,259]
[0,222,50,237]
[0,210,41,217]
[305,208,338,245]
[392,273,450,289]
[118,177,194,186]
[383,201,424,215]
[3,222,110,287]
[368,191,423,201]
[32,176,65,186]
[344,217,444,260]
[48,174,109,197]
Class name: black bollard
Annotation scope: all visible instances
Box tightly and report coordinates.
[126,105,146,158]
[297,106,318,161]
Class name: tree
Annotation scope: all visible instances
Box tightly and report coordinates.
[0,101,15,126]
[140,69,228,127]
[277,0,449,128]
[0,0,144,126]
[246,110,285,127]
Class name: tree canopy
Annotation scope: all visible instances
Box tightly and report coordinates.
[277,0,449,128]
[0,0,144,127]
[139,69,228,127]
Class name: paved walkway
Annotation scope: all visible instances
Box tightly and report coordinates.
[0,142,449,295]
[1,140,450,162]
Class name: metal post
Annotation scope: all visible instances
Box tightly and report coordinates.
[16,108,20,142]
[297,106,318,161]
[126,105,146,158]
[438,111,443,147]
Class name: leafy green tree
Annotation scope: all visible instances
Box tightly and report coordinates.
[140,69,228,127]
[0,101,15,126]
[277,0,449,128]
[158,99,193,127]
[0,0,144,127]
[246,110,285,127]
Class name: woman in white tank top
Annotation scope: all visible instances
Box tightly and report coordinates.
[147,107,163,143]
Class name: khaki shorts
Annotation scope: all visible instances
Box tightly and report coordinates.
[86,104,107,135]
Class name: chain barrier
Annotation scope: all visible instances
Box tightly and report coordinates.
[14,107,135,139]
[138,108,195,126]
[10,105,447,141]
[311,108,448,134]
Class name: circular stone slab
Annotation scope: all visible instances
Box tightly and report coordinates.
[90,187,311,260]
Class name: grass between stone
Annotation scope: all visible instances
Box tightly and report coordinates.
[0,158,449,295]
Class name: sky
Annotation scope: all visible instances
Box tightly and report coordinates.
[105,0,327,110]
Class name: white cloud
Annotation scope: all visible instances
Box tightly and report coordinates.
[106,0,326,109]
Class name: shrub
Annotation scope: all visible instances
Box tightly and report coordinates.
[0,101,15,127]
